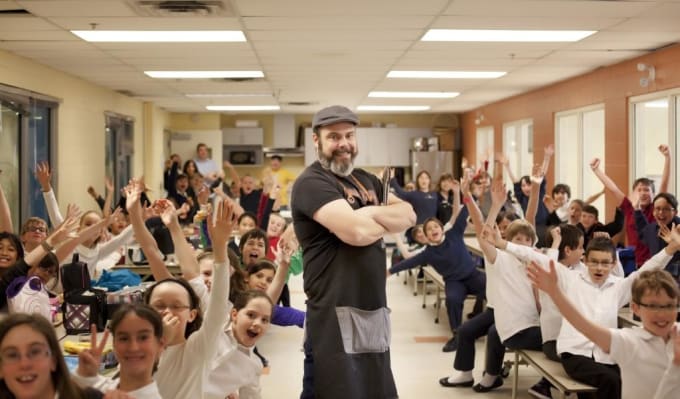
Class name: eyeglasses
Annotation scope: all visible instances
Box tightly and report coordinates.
[0,346,51,365]
[586,259,614,268]
[653,207,675,214]
[636,302,679,313]
[25,226,47,233]
[150,303,191,312]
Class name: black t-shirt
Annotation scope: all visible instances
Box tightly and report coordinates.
[292,162,386,308]
[239,188,262,215]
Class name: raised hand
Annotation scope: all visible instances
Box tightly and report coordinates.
[77,324,110,377]
[544,144,555,158]
[65,203,83,222]
[124,179,143,212]
[153,199,178,227]
[530,164,544,184]
[207,198,235,246]
[527,260,559,295]
[496,152,509,166]
[461,171,472,197]
[481,223,501,246]
[490,179,507,207]
[659,144,671,158]
[50,215,80,244]
[105,177,114,194]
[550,226,562,246]
[34,161,52,191]
[590,158,601,171]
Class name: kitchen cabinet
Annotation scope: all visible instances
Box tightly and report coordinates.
[222,128,263,145]
[304,127,432,167]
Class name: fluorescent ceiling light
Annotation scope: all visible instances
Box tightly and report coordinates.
[388,71,505,79]
[368,91,459,99]
[186,93,273,98]
[145,71,263,79]
[71,30,246,42]
[206,105,280,111]
[422,29,596,42]
[357,105,430,112]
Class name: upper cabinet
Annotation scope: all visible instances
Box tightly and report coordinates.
[222,128,264,146]
[304,127,431,167]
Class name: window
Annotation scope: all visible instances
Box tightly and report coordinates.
[0,86,57,229]
[502,119,533,187]
[105,113,135,198]
[630,92,678,194]
[555,106,605,215]
[475,126,494,175]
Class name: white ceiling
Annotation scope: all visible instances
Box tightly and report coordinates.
[1,0,679,113]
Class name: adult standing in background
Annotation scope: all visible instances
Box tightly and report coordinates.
[263,154,296,210]
[193,142,220,185]
[292,105,415,399]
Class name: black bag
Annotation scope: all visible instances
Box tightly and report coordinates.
[62,289,107,334]
[60,253,91,293]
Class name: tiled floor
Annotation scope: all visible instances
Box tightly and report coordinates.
[257,270,543,398]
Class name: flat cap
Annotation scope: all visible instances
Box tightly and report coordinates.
[312,105,359,131]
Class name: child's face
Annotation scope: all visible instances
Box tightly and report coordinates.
[238,217,257,236]
[79,212,101,230]
[562,236,585,266]
[417,173,431,191]
[584,249,615,285]
[242,237,266,266]
[580,211,597,230]
[0,238,19,269]
[198,257,214,292]
[231,297,272,348]
[635,183,654,207]
[21,222,47,249]
[190,175,204,190]
[568,202,582,224]
[510,232,532,247]
[266,215,286,238]
[176,177,189,192]
[498,218,511,240]
[413,228,427,245]
[520,180,532,196]
[424,221,443,243]
[241,176,255,194]
[110,214,129,236]
[28,265,57,284]
[246,268,275,292]
[439,178,453,192]
[553,190,569,207]
[653,197,677,226]
[0,324,56,399]
[632,289,678,339]
[113,313,163,380]
[148,283,197,339]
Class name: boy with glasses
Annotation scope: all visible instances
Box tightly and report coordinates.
[497,234,680,398]
[19,217,48,252]
[529,264,680,399]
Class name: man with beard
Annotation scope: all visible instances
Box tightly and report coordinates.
[292,105,416,399]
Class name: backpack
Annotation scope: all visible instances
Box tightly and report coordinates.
[62,289,107,334]
[60,253,91,293]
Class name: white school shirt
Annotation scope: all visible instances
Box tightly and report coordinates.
[505,242,672,363]
[537,260,586,343]
[485,249,540,342]
[610,324,680,399]
[154,260,231,399]
[42,188,135,280]
[70,373,162,399]
[188,277,263,399]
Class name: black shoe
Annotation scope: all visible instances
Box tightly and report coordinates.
[472,376,503,392]
[528,378,553,399]
[439,376,474,388]
[442,336,458,352]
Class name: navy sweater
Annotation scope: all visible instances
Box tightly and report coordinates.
[389,207,474,281]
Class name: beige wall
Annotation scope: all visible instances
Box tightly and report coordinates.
[0,49,154,211]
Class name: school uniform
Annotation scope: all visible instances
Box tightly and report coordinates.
[610,324,680,399]
[71,374,162,399]
[504,242,673,398]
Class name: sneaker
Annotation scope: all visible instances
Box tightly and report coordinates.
[442,336,458,352]
[528,378,553,399]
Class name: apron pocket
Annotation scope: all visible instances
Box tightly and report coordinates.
[335,306,391,354]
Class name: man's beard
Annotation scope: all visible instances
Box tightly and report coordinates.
[317,142,356,177]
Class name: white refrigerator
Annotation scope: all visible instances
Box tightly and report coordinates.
[411,151,455,180]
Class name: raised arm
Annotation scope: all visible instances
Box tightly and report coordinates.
[158,199,199,281]
[528,260,612,353]
[223,160,241,194]
[659,144,671,193]
[525,164,543,227]
[584,188,606,205]
[589,158,626,204]
[36,162,64,225]
[125,180,172,281]
[541,144,554,177]
[267,239,292,303]
[24,215,79,266]
[462,172,498,263]
[102,177,114,219]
